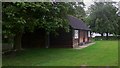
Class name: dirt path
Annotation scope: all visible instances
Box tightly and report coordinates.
[74,42,95,49]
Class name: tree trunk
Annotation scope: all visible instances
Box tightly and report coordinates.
[45,32,50,48]
[106,32,109,40]
[13,31,23,51]
[101,33,104,37]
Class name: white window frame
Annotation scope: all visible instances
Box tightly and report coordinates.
[74,30,78,39]
[88,31,91,37]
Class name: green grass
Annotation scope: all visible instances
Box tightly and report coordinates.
[2,41,118,66]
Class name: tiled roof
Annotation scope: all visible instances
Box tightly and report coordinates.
[67,15,91,30]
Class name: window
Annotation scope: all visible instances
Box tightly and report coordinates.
[88,31,90,37]
[74,30,78,39]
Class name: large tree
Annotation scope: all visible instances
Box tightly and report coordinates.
[67,2,86,19]
[2,2,70,50]
[85,2,119,37]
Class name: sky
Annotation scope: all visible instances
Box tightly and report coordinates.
[83,0,120,11]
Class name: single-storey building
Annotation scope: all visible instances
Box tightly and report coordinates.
[22,15,91,48]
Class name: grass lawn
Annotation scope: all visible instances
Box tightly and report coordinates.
[2,41,118,66]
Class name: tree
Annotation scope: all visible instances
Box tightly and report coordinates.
[85,2,119,38]
[66,2,86,19]
[2,2,70,50]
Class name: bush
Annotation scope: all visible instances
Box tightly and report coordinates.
[2,35,14,51]
[93,36,119,40]
[2,43,13,51]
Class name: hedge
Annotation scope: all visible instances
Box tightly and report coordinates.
[93,36,119,40]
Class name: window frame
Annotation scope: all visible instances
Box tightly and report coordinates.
[88,31,91,37]
[74,30,79,39]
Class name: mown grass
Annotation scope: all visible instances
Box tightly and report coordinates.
[2,41,118,66]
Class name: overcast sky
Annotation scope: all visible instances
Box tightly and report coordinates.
[83,0,120,11]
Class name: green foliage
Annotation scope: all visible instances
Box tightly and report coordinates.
[2,2,86,36]
[2,2,70,37]
[93,36,119,40]
[85,2,119,35]
[67,2,86,19]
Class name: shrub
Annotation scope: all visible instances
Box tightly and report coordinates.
[93,36,119,40]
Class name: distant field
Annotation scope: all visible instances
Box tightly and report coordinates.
[2,41,118,66]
